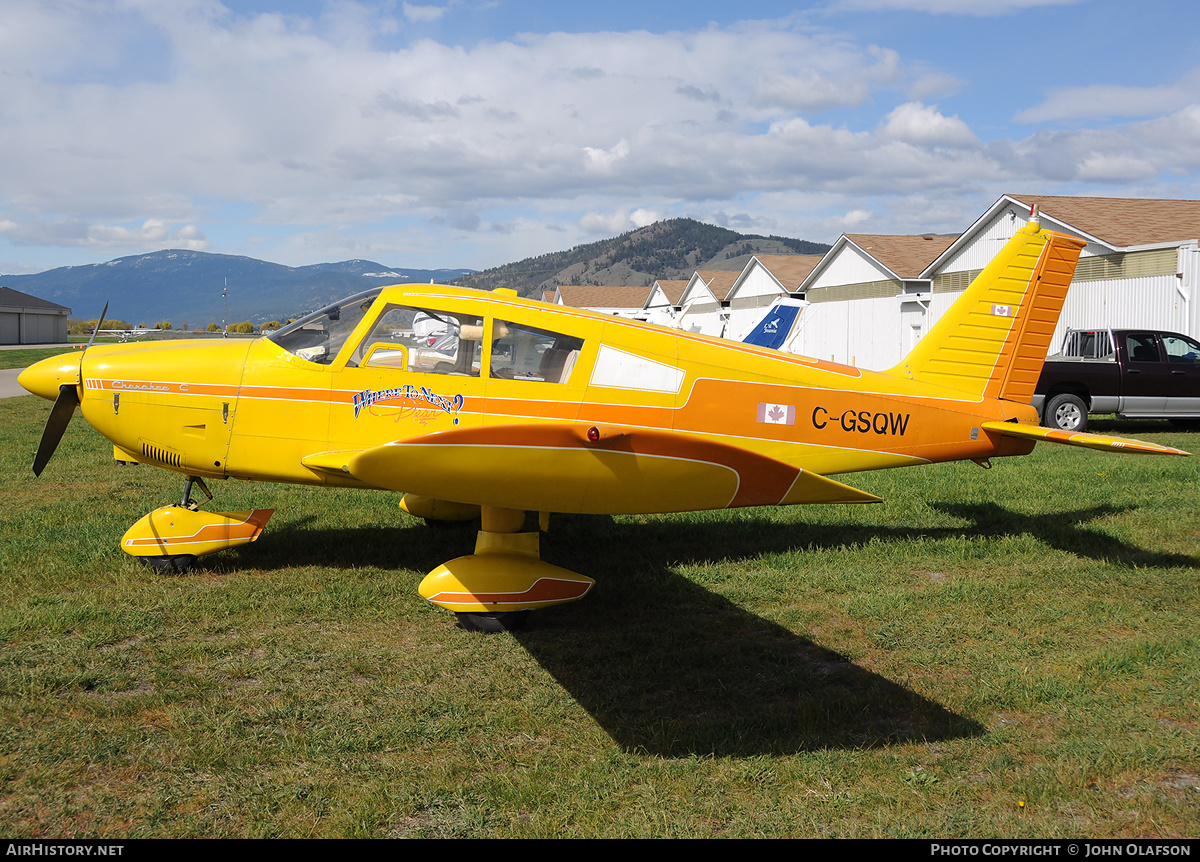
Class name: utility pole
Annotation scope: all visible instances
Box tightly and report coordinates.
[222,278,228,337]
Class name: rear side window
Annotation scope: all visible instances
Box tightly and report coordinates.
[1126,334,1161,363]
[489,320,584,384]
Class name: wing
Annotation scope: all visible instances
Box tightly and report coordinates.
[309,423,880,514]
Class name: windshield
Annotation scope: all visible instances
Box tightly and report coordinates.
[269,289,382,364]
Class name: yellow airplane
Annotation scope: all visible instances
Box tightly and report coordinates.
[19,216,1189,631]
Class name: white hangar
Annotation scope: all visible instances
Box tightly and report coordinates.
[0,286,71,345]
[792,194,1200,370]
[675,255,822,340]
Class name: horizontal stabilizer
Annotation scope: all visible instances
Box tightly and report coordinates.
[980,421,1190,456]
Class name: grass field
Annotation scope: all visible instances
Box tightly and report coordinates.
[0,348,82,370]
[1,394,1198,837]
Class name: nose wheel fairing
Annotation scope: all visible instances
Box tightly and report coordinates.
[121,505,273,560]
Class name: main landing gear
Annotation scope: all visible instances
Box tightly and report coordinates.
[410,501,595,632]
[120,484,590,632]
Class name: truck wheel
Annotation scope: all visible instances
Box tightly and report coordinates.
[1045,393,1087,432]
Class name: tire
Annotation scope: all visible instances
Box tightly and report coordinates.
[423,517,473,529]
[455,611,530,633]
[137,554,197,573]
[1044,393,1088,432]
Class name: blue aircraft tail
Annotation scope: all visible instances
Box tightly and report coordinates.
[741,298,806,350]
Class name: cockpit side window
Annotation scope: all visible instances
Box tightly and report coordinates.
[270,290,381,365]
[352,304,483,377]
[490,320,584,384]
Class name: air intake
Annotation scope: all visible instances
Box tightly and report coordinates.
[140,441,183,469]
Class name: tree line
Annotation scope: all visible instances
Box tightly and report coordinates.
[68,319,283,335]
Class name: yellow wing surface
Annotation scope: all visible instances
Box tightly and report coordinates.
[343,423,882,514]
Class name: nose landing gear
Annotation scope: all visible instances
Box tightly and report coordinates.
[121,475,273,573]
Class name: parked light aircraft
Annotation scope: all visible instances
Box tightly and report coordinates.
[19,216,1189,631]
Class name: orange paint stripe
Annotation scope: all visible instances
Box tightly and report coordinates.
[124,509,273,548]
[427,577,594,607]
[86,379,240,398]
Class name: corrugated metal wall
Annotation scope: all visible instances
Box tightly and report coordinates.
[0,311,68,344]
[792,295,904,369]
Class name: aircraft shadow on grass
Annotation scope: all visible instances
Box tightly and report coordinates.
[510,506,1196,757]
[206,497,1198,758]
[219,514,984,757]
[207,502,1194,757]
[928,501,1199,570]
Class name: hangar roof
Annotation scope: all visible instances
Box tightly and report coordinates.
[0,286,71,313]
[1009,194,1200,247]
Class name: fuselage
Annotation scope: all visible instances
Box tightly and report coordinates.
[30,284,1037,513]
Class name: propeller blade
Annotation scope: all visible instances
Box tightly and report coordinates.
[32,383,80,477]
[85,301,109,352]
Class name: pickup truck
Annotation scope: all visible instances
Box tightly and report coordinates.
[1032,328,1200,431]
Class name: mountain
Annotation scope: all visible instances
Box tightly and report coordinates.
[455,218,831,297]
[0,251,474,327]
[0,218,831,326]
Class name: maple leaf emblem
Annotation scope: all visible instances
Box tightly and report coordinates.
[768,405,786,422]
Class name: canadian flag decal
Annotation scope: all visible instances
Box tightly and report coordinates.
[757,402,796,425]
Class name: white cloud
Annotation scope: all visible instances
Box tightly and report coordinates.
[880,102,978,147]
[583,140,631,173]
[1016,70,1200,123]
[579,211,634,234]
[578,207,665,235]
[0,216,209,251]
[630,208,661,228]
[752,45,901,112]
[402,3,449,23]
[831,0,1083,14]
[2,8,957,230]
[1074,154,1158,183]
[0,1,1197,270]
[842,209,873,227]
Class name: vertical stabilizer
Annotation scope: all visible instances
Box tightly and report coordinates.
[886,222,1085,401]
[742,297,807,350]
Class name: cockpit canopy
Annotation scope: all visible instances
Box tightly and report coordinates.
[269,289,382,364]
[268,287,585,383]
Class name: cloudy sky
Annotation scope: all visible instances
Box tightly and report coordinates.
[3,0,1199,274]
